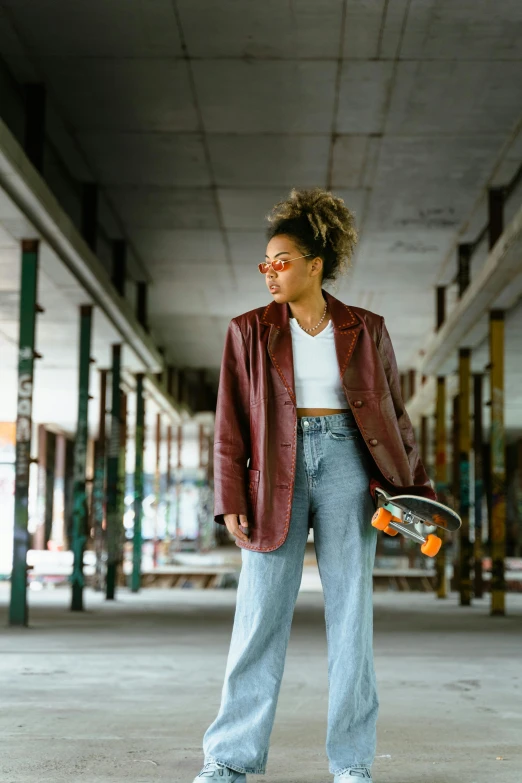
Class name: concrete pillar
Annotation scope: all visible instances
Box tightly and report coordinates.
[489,310,506,615]
[131,374,145,593]
[458,348,472,607]
[118,390,127,564]
[64,437,75,548]
[9,239,40,627]
[106,344,122,600]
[52,433,66,549]
[93,369,107,592]
[473,374,485,598]
[435,376,448,599]
[165,424,173,550]
[153,413,161,568]
[175,424,183,540]
[452,393,460,593]
[70,304,93,611]
[34,425,56,551]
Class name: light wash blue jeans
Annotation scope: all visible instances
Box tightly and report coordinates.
[203,412,379,775]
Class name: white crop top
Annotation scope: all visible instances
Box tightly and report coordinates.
[289,317,346,408]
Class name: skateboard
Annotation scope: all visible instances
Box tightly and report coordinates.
[371,487,462,558]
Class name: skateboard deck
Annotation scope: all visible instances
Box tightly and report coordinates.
[372,487,461,557]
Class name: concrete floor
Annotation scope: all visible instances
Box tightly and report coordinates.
[0,584,521,783]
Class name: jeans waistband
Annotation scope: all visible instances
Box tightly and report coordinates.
[297,411,357,433]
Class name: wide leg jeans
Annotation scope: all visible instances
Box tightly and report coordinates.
[202,412,379,775]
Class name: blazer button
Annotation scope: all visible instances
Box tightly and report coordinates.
[353,400,363,408]
[369,438,378,446]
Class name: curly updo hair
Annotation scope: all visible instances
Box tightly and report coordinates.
[265,187,358,283]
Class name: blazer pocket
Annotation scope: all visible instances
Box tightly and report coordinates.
[247,468,260,515]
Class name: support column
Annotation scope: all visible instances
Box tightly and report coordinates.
[106,344,121,600]
[132,374,145,593]
[489,310,506,616]
[9,239,40,627]
[93,370,107,591]
[175,425,183,540]
[458,349,472,606]
[165,423,173,553]
[34,425,50,550]
[473,374,484,598]
[70,305,93,611]
[52,434,66,549]
[435,376,448,599]
[452,394,460,593]
[118,391,127,549]
[44,430,56,547]
[64,438,75,548]
[34,426,56,550]
[153,413,161,567]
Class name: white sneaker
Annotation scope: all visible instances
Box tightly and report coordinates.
[193,761,246,782]
[334,768,372,782]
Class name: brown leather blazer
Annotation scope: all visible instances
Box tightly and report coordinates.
[213,288,436,552]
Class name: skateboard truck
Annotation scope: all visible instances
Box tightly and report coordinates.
[372,505,442,557]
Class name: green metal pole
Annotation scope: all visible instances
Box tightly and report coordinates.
[165,423,173,557]
[70,305,93,611]
[490,311,506,616]
[132,373,145,592]
[459,348,472,606]
[153,413,161,567]
[118,390,127,571]
[473,374,484,598]
[435,376,448,599]
[106,344,121,600]
[93,369,107,591]
[9,239,39,627]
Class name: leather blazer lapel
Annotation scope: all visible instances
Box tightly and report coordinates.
[323,289,362,384]
[268,324,296,404]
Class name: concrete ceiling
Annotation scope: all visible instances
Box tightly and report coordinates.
[0,0,522,386]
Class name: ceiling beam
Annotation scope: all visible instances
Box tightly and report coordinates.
[0,117,163,373]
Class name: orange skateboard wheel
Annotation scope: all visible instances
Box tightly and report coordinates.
[383,525,399,536]
[372,508,392,530]
[421,534,442,557]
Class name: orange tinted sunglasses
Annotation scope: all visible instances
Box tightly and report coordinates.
[258,253,312,274]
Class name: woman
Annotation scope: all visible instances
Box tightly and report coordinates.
[192,189,435,783]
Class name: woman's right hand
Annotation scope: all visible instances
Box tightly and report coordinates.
[223,513,250,543]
